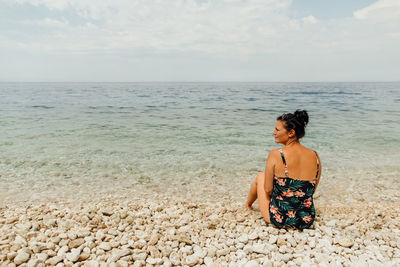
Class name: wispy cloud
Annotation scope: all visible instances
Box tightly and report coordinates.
[1,0,302,54]
[354,0,400,21]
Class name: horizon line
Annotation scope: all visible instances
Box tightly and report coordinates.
[1,80,399,83]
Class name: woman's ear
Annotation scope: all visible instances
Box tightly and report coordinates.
[288,129,296,138]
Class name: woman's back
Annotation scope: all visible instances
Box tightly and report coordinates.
[274,145,319,181]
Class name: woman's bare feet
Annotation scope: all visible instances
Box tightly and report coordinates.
[245,202,253,210]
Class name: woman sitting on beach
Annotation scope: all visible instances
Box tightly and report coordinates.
[246,110,321,229]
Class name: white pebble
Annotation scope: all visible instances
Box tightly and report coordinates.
[244,260,261,267]
[238,234,249,244]
[66,248,81,262]
[185,254,200,266]
[14,250,30,265]
[99,242,112,251]
[269,235,278,244]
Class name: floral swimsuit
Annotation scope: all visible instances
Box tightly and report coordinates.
[269,149,320,230]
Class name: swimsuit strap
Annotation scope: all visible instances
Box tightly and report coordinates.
[279,148,288,176]
[314,151,320,179]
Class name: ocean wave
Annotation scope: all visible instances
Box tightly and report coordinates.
[31,105,55,109]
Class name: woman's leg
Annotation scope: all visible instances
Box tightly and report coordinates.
[246,173,270,223]
[246,174,259,209]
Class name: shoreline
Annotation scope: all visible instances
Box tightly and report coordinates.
[1,173,400,266]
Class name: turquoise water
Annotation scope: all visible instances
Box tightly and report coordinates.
[1,82,399,197]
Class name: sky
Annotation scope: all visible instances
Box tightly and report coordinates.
[0,0,399,82]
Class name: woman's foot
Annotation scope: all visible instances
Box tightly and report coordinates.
[245,202,253,210]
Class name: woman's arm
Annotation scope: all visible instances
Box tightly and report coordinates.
[264,150,277,200]
[314,152,322,191]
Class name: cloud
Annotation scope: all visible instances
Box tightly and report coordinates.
[354,0,400,21]
[302,15,318,24]
[1,0,298,55]
[20,17,70,28]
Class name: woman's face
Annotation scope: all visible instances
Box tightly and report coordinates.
[273,120,291,144]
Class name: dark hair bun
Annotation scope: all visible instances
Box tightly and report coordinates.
[276,110,309,139]
[294,110,309,127]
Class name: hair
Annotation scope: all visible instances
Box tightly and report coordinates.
[277,110,309,139]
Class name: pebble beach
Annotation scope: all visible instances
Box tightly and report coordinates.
[1,165,400,267]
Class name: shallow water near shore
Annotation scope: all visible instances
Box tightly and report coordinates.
[0,82,400,202]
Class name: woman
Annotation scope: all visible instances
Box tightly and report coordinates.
[246,110,321,229]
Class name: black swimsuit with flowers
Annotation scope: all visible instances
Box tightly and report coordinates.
[269,149,320,230]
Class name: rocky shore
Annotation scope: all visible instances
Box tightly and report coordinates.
[1,170,400,266]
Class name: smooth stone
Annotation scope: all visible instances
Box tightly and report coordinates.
[282,254,293,263]
[207,247,217,257]
[253,244,268,254]
[236,242,245,249]
[7,252,17,261]
[277,238,286,246]
[14,250,30,265]
[6,217,18,224]
[243,244,253,253]
[169,252,180,265]
[15,235,28,246]
[86,260,100,267]
[37,253,48,262]
[245,260,261,267]
[46,242,55,250]
[110,249,131,262]
[287,236,297,247]
[117,260,129,267]
[46,256,63,265]
[238,235,249,244]
[134,239,146,249]
[68,238,84,249]
[249,232,259,240]
[66,248,81,262]
[180,245,192,254]
[101,209,113,216]
[146,257,163,265]
[27,259,40,267]
[204,257,213,266]
[79,252,90,261]
[133,260,145,267]
[57,246,69,257]
[315,253,330,264]
[309,239,316,248]
[149,233,159,245]
[216,248,230,256]
[68,232,77,240]
[96,230,105,240]
[326,220,337,227]
[59,233,68,239]
[339,238,355,248]
[132,252,147,261]
[262,259,273,267]
[135,230,149,240]
[186,254,200,266]
[238,258,248,266]
[269,235,278,244]
[162,257,172,267]
[108,229,118,236]
[99,242,112,251]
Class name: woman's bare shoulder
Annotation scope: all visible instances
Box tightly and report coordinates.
[299,146,320,163]
[300,145,318,154]
[267,148,281,159]
[268,148,281,154]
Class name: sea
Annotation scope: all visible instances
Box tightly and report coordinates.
[1,82,399,201]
